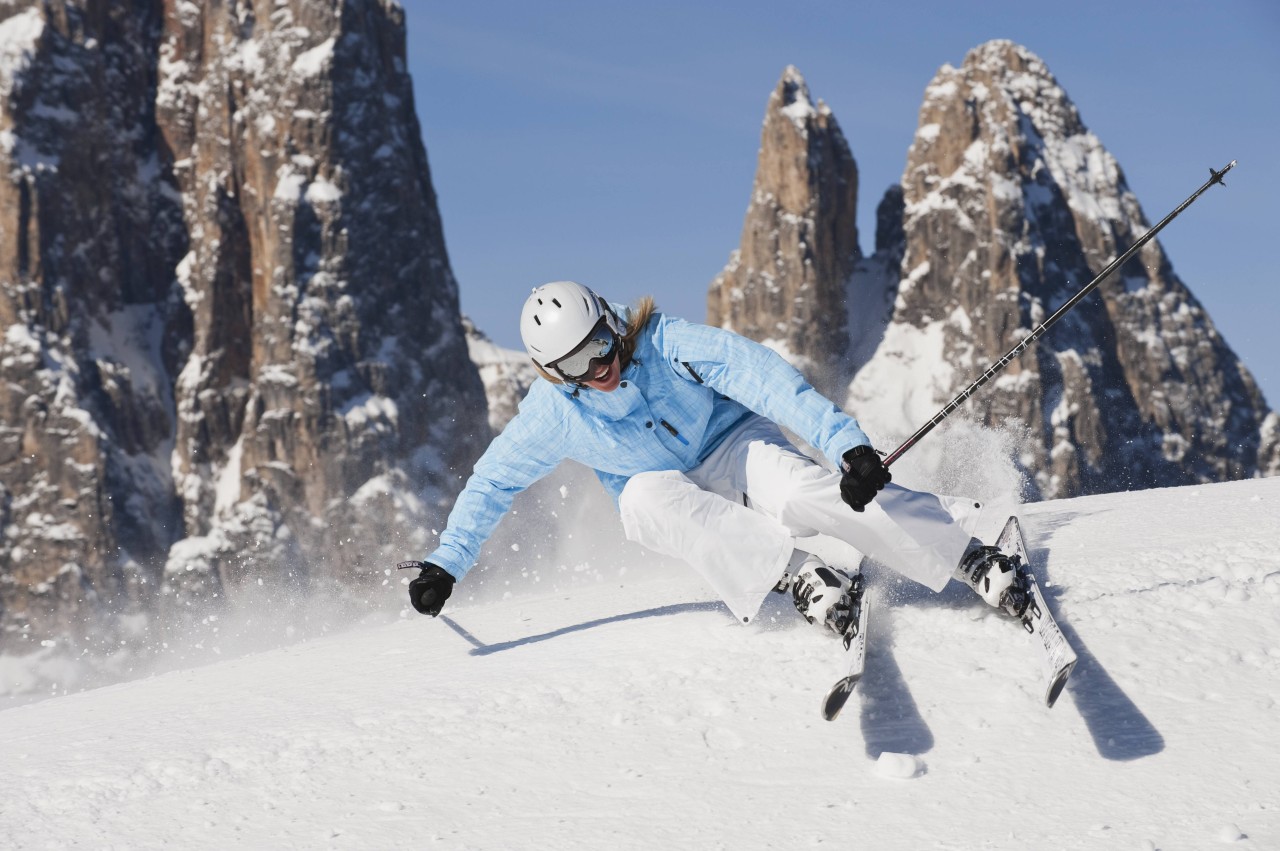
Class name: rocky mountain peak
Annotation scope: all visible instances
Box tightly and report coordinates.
[707,66,858,396]
[849,39,1276,497]
[705,44,1274,500]
[775,65,827,130]
[0,0,488,658]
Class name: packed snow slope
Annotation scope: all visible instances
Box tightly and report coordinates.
[2,476,1278,850]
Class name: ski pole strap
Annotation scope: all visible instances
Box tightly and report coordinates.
[882,160,1236,469]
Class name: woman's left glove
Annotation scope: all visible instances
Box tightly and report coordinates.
[839,445,891,512]
[399,561,455,616]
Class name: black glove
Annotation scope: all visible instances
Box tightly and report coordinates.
[839,445,891,512]
[399,561,455,616]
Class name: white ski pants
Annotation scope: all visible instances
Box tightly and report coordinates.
[618,416,983,623]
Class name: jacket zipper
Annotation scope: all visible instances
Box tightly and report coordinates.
[660,419,690,446]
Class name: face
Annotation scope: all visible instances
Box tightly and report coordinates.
[581,351,622,392]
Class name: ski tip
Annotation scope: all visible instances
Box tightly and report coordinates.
[822,676,861,722]
[1044,664,1075,708]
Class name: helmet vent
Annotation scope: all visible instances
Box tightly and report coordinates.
[551,298,562,308]
[534,316,542,325]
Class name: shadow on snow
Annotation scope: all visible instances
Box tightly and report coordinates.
[1028,511,1166,761]
[442,510,1166,764]
[440,602,724,656]
[858,637,936,759]
[860,507,1165,762]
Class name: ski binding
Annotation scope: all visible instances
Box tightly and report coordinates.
[821,577,871,722]
[995,516,1077,708]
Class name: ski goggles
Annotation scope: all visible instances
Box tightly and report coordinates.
[547,317,619,382]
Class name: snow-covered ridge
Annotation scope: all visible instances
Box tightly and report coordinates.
[463,316,537,432]
[2,476,1277,848]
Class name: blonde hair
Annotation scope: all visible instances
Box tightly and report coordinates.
[534,295,658,385]
[618,295,657,366]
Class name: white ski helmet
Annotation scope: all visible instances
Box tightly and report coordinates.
[520,281,622,368]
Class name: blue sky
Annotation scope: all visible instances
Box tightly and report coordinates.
[402,0,1279,405]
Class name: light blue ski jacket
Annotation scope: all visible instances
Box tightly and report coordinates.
[427,309,872,579]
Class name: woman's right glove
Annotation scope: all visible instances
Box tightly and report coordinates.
[839,445,891,512]
[399,561,455,616]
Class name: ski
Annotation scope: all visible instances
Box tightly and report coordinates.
[821,578,871,722]
[995,516,1077,708]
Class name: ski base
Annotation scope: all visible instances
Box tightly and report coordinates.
[821,587,871,721]
[996,516,1077,708]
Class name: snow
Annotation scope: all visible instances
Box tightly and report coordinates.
[163,532,228,576]
[915,122,940,143]
[88,305,167,398]
[2,475,1278,848]
[213,436,244,516]
[292,37,336,78]
[257,363,298,386]
[777,65,816,132]
[925,78,958,102]
[28,99,78,124]
[847,318,956,428]
[780,94,816,127]
[340,392,398,432]
[874,751,926,780]
[273,167,307,201]
[304,175,342,204]
[0,7,42,99]
[174,250,203,310]
[465,319,538,431]
[904,187,976,229]
[1,320,41,367]
[233,39,264,79]
[1040,133,1126,225]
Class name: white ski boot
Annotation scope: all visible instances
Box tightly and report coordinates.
[954,540,1032,618]
[785,553,863,641]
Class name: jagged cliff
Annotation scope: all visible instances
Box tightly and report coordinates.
[707,66,858,398]
[0,0,487,654]
[849,41,1275,497]
[712,44,1276,499]
[463,316,537,433]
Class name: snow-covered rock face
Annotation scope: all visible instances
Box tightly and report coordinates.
[847,40,1274,498]
[707,66,859,398]
[463,317,537,433]
[0,1,488,652]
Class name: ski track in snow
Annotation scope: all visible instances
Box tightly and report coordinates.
[2,477,1279,849]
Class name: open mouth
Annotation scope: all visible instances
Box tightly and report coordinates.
[591,362,612,382]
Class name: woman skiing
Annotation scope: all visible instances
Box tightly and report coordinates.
[401,281,1017,636]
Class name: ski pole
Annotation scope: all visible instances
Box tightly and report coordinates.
[882,160,1236,468]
